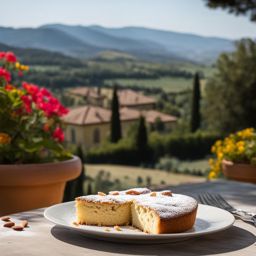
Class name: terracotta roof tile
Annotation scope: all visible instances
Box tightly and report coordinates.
[69,87,104,99]
[63,106,111,125]
[118,89,156,107]
[142,110,177,124]
[63,106,141,125]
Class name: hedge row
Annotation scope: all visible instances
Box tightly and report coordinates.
[150,132,221,160]
[86,142,148,165]
[86,132,221,164]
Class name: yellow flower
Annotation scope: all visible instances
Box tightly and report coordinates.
[215,140,222,147]
[217,151,223,159]
[208,171,217,179]
[0,133,11,145]
[237,128,254,139]
[20,65,29,71]
[15,62,20,69]
[238,146,245,154]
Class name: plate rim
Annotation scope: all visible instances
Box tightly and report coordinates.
[44,201,235,239]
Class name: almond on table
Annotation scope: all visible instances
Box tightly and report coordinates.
[1,216,10,222]
[12,225,24,231]
[3,221,15,228]
[20,220,28,228]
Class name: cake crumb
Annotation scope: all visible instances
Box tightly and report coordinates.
[114,225,122,231]
[72,221,79,226]
[98,192,106,196]
[104,227,110,232]
[150,192,157,197]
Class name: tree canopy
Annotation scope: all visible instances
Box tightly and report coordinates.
[204,39,256,133]
[205,0,256,21]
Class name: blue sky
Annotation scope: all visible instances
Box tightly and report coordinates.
[1,0,255,39]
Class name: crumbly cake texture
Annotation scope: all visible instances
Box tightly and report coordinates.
[75,188,198,234]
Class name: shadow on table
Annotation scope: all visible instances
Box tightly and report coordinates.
[51,225,255,256]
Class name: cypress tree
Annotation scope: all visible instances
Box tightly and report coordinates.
[73,145,86,198]
[110,85,122,142]
[63,180,74,202]
[191,72,201,132]
[87,182,93,195]
[63,146,85,201]
[136,116,149,162]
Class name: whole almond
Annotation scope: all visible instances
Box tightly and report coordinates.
[12,225,24,231]
[161,191,172,196]
[1,216,10,222]
[20,220,28,228]
[3,221,15,228]
[125,189,140,195]
[109,191,119,195]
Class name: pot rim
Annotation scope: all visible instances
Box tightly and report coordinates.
[0,155,79,167]
[222,159,255,167]
[0,155,82,186]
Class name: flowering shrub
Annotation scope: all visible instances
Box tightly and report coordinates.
[208,128,256,179]
[0,51,71,164]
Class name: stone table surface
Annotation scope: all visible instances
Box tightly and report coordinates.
[0,180,255,256]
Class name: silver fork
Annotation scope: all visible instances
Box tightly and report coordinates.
[198,193,256,226]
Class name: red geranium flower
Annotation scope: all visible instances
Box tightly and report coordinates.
[5,51,17,63]
[0,67,11,83]
[53,126,64,142]
[0,52,6,59]
[5,84,15,91]
[21,95,32,114]
[22,83,69,117]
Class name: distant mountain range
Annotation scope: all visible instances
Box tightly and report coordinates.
[0,24,236,64]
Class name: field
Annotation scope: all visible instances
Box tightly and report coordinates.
[179,159,209,173]
[84,164,206,193]
[104,77,192,93]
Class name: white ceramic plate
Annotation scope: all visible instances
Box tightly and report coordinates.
[44,202,235,244]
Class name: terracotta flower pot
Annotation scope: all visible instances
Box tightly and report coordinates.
[222,159,256,184]
[0,156,82,215]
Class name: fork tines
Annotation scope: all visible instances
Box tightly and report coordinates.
[198,193,235,212]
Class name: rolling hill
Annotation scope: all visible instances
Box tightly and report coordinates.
[0,42,83,66]
[0,24,235,64]
[0,27,102,58]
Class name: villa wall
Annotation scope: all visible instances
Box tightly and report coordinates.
[64,119,138,151]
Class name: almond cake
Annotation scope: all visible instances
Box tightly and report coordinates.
[75,188,198,234]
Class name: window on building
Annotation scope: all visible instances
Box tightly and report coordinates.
[71,128,76,143]
[93,128,100,144]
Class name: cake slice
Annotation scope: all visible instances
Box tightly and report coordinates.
[75,188,198,234]
[131,192,198,233]
[76,195,132,226]
[75,188,150,226]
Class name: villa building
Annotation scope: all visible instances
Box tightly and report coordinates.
[63,105,177,150]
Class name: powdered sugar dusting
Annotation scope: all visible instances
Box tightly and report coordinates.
[77,187,151,204]
[134,194,197,219]
[77,194,132,204]
[76,188,197,219]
